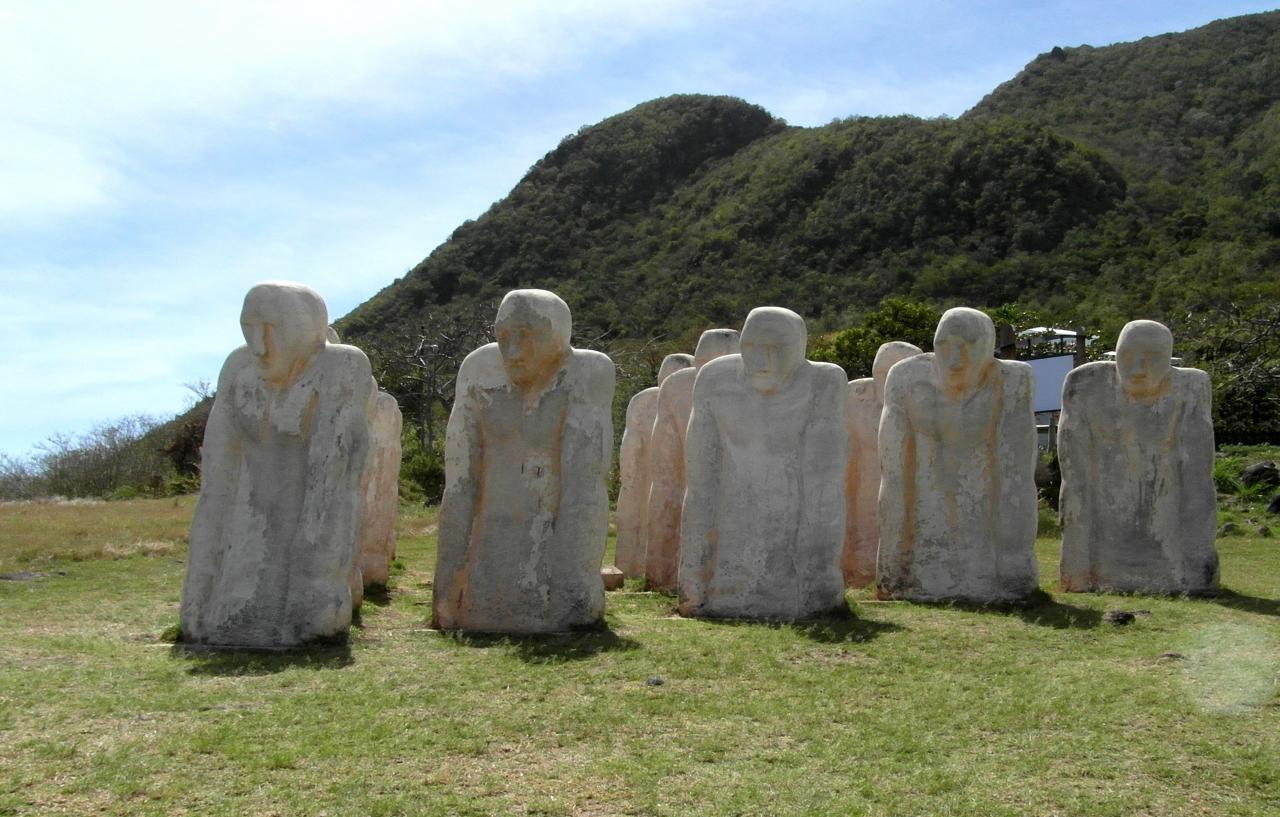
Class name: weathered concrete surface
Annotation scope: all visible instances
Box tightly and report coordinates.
[876,307,1039,603]
[843,341,923,587]
[614,353,694,578]
[644,330,740,591]
[1059,320,1218,594]
[678,308,848,620]
[433,289,615,633]
[356,388,403,591]
[181,281,372,648]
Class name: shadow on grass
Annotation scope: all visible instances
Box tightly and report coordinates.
[171,643,354,676]
[792,613,903,643]
[908,590,1103,629]
[440,627,640,664]
[692,606,903,644]
[350,586,394,628]
[1206,588,1280,618]
[361,584,394,608]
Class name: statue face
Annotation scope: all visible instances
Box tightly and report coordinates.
[933,308,995,398]
[240,283,327,385]
[1116,320,1173,399]
[740,308,806,395]
[494,290,571,390]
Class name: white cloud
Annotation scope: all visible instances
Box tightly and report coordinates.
[0,0,722,224]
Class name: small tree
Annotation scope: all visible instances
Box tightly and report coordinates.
[364,303,495,449]
[1177,299,1280,442]
[811,298,941,378]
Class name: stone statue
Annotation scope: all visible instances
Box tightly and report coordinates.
[678,307,848,620]
[1058,320,1218,593]
[354,386,404,599]
[644,329,740,592]
[876,307,1039,603]
[843,341,923,587]
[614,353,695,578]
[181,282,373,648]
[433,289,615,633]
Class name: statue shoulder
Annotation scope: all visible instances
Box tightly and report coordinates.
[456,343,504,387]
[1063,361,1113,397]
[847,377,877,408]
[627,386,659,417]
[219,346,255,385]
[1172,366,1212,403]
[809,360,848,385]
[884,353,932,392]
[808,361,849,404]
[319,343,372,384]
[570,347,614,379]
[569,348,615,403]
[997,358,1033,380]
[656,365,698,408]
[695,354,741,392]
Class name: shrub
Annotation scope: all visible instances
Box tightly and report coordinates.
[400,430,445,505]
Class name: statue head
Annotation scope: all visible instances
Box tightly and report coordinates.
[872,341,924,396]
[693,329,741,368]
[1116,319,1174,400]
[933,307,995,398]
[240,281,329,385]
[494,289,572,390]
[740,307,807,395]
[657,353,695,383]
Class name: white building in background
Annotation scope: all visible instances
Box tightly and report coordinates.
[1017,326,1096,352]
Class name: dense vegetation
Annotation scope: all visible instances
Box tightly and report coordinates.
[341,11,1280,445]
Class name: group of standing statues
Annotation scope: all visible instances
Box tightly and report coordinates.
[179,282,1219,648]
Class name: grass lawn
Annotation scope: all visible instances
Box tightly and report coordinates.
[1,497,1278,816]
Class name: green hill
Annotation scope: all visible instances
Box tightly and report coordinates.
[337,11,1280,442]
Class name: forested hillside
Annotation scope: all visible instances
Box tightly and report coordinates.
[339,11,1280,442]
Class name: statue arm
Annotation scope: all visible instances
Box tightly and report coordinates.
[289,351,373,635]
[553,354,615,618]
[433,353,487,628]
[678,369,722,611]
[801,368,848,585]
[1056,369,1094,586]
[1177,370,1218,587]
[995,365,1039,586]
[644,383,682,579]
[614,394,648,567]
[181,352,245,638]
[875,373,911,593]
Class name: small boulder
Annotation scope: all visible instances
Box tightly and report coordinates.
[601,566,625,591]
[1267,494,1280,515]
[1219,522,1239,537]
[1241,461,1280,489]
[1259,526,1273,538]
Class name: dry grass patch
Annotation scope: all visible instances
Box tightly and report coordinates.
[0,495,194,570]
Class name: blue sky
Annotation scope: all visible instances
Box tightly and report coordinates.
[2,0,1275,456]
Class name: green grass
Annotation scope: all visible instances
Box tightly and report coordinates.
[1,499,1278,816]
